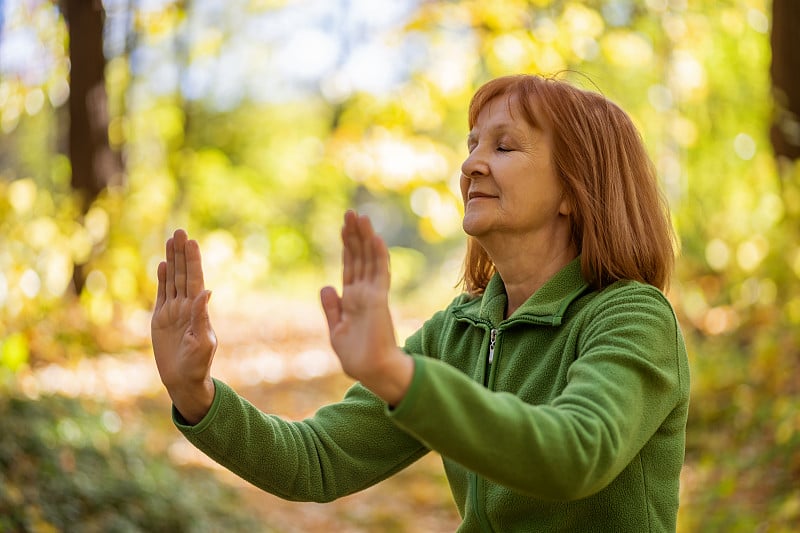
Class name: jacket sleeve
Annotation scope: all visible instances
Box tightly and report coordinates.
[387,284,689,501]
[174,377,428,502]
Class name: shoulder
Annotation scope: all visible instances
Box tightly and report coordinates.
[575,280,681,342]
[574,280,690,398]
[586,280,675,316]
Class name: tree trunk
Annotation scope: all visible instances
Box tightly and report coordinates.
[770,0,800,164]
[63,0,123,293]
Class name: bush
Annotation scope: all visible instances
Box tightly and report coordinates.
[0,394,263,533]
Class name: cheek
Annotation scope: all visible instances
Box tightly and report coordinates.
[459,175,469,201]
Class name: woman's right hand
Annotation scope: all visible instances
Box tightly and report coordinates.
[151,229,217,424]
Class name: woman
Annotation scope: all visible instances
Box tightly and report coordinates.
[152,74,689,532]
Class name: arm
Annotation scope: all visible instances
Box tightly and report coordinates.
[175,378,427,502]
[389,286,689,500]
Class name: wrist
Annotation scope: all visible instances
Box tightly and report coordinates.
[363,349,414,406]
[170,377,216,425]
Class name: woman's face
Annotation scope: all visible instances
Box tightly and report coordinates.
[460,95,571,245]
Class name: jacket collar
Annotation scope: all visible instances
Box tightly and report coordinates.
[452,257,590,328]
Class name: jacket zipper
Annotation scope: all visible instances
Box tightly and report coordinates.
[471,328,499,532]
[453,300,581,532]
[488,328,498,366]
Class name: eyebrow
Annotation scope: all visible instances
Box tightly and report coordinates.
[467,122,524,145]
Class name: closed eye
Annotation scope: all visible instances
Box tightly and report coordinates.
[497,145,512,152]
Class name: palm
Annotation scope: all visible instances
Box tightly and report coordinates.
[153,298,209,380]
[151,230,216,403]
[330,276,394,372]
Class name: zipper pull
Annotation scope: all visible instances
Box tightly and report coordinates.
[488,328,497,365]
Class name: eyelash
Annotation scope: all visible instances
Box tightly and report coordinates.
[466,143,513,153]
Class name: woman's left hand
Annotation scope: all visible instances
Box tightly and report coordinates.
[320,211,413,405]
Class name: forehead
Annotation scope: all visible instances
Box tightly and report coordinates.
[468,95,541,137]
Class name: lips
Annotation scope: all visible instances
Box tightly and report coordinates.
[467,191,497,200]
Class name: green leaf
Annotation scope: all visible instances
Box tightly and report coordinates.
[0,333,29,372]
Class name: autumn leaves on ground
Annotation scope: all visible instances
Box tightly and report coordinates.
[158,294,462,533]
[19,293,460,533]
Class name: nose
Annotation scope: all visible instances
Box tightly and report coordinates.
[461,149,489,180]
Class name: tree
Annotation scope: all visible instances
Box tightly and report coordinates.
[770,0,800,165]
[61,0,124,293]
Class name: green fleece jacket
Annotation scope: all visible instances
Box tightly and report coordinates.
[174,258,690,532]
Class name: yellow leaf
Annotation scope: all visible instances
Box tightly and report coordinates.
[1,333,29,372]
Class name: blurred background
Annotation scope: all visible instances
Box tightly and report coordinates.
[1,0,798,531]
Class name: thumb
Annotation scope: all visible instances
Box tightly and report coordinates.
[320,286,342,334]
[191,290,213,335]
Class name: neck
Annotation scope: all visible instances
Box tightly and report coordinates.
[479,233,578,318]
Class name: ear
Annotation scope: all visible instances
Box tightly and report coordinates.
[558,193,573,217]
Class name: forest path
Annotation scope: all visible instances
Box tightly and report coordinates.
[27,293,461,533]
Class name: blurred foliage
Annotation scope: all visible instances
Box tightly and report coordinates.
[1,0,799,530]
[0,393,262,532]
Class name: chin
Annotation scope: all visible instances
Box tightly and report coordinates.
[462,216,490,237]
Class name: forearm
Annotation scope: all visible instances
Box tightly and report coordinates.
[175,378,428,502]
[389,354,679,500]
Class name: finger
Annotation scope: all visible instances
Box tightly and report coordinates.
[173,229,189,298]
[185,239,206,298]
[345,211,365,281]
[373,234,391,290]
[341,234,354,287]
[342,211,359,284]
[155,261,167,310]
[319,286,342,334]
[165,237,176,298]
[357,214,376,280]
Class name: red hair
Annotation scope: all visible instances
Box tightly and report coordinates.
[460,74,675,293]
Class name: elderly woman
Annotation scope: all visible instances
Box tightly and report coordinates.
[152,74,689,532]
